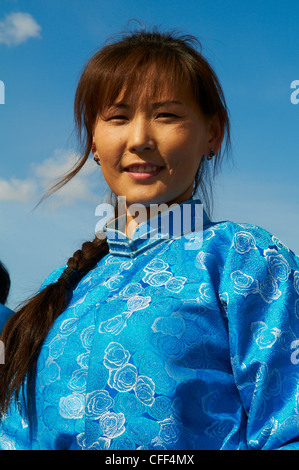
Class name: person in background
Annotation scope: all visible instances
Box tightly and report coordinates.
[0,261,14,334]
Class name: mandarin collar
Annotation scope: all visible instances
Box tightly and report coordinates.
[103,199,210,258]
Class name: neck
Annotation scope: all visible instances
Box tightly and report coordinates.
[120,193,194,238]
[125,204,149,238]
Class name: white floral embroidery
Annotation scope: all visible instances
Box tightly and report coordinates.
[80,325,95,350]
[251,321,282,349]
[103,342,130,369]
[233,231,257,254]
[108,363,138,392]
[85,390,114,419]
[134,376,155,406]
[59,317,79,336]
[77,432,110,450]
[99,296,151,336]
[259,275,281,303]
[158,416,182,444]
[99,311,133,336]
[99,411,126,439]
[264,249,291,282]
[59,393,85,419]
[48,335,67,360]
[68,369,87,392]
[231,270,259,297]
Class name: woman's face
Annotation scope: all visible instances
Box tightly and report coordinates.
[92,82,221,209]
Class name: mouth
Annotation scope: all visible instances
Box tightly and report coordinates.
[125,163,163,173]
[124,162,164,180]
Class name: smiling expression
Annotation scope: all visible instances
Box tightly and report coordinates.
[92,82,221,212]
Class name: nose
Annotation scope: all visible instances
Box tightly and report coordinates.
[127,116,156,154]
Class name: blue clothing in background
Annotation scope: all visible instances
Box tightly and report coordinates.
[0,303,14,334]
[1,199,299,450]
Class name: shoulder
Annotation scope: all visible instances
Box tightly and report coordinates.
[208,219,296,255]
[200,219,299,277]
[206,222,299,322]
[205,219,275,247]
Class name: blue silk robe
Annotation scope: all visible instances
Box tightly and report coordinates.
[1,199,299,450]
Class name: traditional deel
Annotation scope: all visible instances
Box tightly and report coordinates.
[1,199,299,450]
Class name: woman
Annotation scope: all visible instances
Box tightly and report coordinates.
[1,28,299,450]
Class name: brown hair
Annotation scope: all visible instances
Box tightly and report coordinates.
[0,27,231,427]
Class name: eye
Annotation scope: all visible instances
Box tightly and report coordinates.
[156,113,179,119]
[107,115,128,121]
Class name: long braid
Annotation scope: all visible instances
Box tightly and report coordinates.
[0,236,109,422]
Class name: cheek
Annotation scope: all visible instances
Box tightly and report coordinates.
[95,141,121,168]
[94,126,123,157]
[163,135,202,172]
[163,124,203,154]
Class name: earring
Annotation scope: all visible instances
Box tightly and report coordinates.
[92,142,101,166]
[93,155,101,166]
[207,150,215,161]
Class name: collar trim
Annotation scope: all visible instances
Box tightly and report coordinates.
[103,199,210,258]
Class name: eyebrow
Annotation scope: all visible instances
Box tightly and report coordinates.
[110,100,184,110]
[152,100,184,109]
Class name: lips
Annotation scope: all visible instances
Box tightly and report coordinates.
[124,162,163,180]
[124,163,163,173]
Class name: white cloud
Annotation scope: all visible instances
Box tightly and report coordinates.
[0,12,41,46]
[0,149,105,208]
[0,177,37,202]
[32,149,101,207]
[0,150,105,310]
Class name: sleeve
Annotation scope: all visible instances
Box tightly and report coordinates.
[219,223,299,450]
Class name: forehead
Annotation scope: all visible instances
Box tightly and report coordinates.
[110,75,196,110]
[99,59,197,111]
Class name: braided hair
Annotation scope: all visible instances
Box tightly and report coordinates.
[0,236,109,422]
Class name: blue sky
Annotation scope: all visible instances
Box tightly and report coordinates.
[0,0,299,309]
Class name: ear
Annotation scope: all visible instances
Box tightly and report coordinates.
[91,141,97,155]
[207,112,224,155]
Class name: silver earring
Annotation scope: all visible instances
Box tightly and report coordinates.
[93,155,101,166]
[207,150,215,161]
